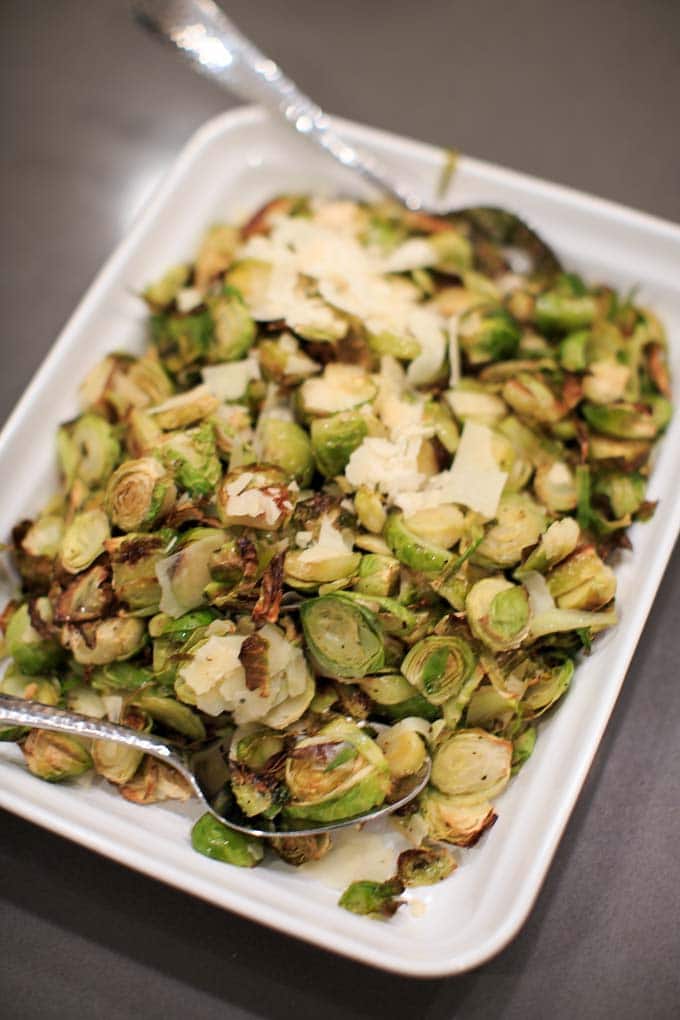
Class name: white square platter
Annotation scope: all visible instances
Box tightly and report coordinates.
[1,106,679,977]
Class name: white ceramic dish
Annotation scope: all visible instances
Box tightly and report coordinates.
[1,107,679,977]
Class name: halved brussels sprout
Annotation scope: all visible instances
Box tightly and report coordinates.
[57,413,120,489]
[587,434,652,467]
[352,554,400,598]
[285,547,361,586]
[403,505,465,550]
[520,659,574,718]
[143,263,190,310]
[89,660,155,692]
[354,488,387,534]
[0,665,60,706]
[593,472,646,519]
[401,636,477,706]
[195,223,239,291]
[515,517,580,576]
[54,564,114,623]
[446,381,508,426]
[535,290,596,332]
[458,305,521,365]
[474,494,546,568]
[5,603,64,675]
[257,418,314,486]
[466,577,530,651]
[11,516,64,593]
[150,308,212,377]
[533,461,578,512]
[384,512,451,573]
[511,726,537,772]
[502,374,566,424]
[338,878,404,919]
[418,788,497,846]
[155,423,222,498]
[547,547,616,610]
[105,457,176,533]
[62,616,146,666]
[310,412,368,478]
[283,717,390,824]
[205,286,256,362]
[191,812,264,867]
[271,833,332,867]
[581,402,662,440]
[430,728,513,801]
[107,532,174,614]
[60,509,110,575]
[298,363,377,418]
[358,674,440,723]
[257,333,321,385]
[300,594,384,678]
[396,846,456,887]
[148,385,219,430]
[21,730,91,782]
[120,757,193,804]
[376,720,428,778]
[133,693,206,741]
[465,685,518,731]
[92,706,150,784]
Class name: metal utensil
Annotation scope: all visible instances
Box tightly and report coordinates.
[134,0,429,211]
[0,694,431,838]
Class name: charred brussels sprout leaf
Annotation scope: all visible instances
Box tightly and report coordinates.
[339,878,404,919]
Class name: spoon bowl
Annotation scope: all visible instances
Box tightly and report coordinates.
[0,694,431,838]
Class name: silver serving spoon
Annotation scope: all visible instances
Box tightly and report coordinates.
[133,0,562,273]
[134,0,430,211]
[0,694,431,838]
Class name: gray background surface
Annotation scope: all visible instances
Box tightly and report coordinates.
[1,1,678,1017]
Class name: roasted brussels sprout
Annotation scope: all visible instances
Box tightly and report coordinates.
[396,846,457,886]
[458,305,521,365]
[5,602,64,675]
[384,512,451,573]
[22,729,92,782]
[311,412,368,478]
[430,728,513,800]
[466,577,530,651]
[401,636,477,706]
[0,194,671,916]
[300,594,384,678]
[191,812,264,867]
[257,418,314,486]
[283,718,390,823]
[105,457,177,532]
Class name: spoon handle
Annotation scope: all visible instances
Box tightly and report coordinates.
[135,0,424,210]
[0,694,199,792]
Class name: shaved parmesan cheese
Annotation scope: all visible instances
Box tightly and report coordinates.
[406,307,447,386]
[446,387,507,424]
[383,238,437,273]
[298,515,354,563]
[202,356,260,401]
[301,363,376,415]
[345,436,425,499]
[431,421,508,518]
[176,287,203,313]
[225,489,282,527]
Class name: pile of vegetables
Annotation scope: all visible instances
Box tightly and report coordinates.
[0,194,671,920]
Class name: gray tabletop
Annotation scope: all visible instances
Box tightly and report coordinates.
[1,2,679,1017]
